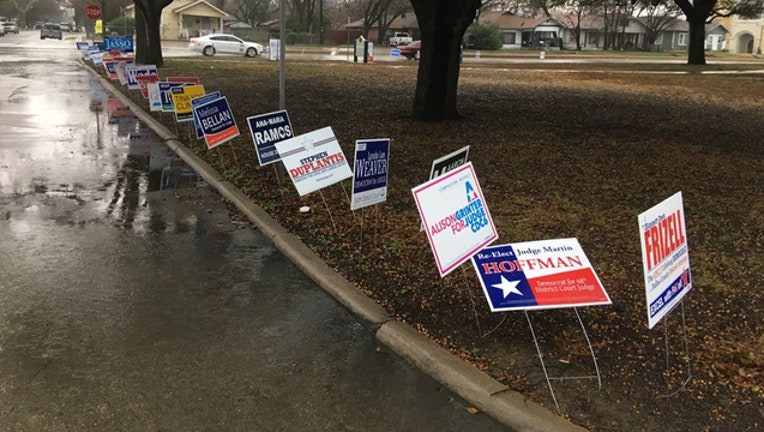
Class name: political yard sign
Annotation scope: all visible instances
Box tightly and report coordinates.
[420,146,470,232]
[472,239,611,312]
[246,110,294,166]
[191,92,221,139]
[351,139,389,210]
[193,96,240,150]
[274,127,353,196]
[412,162,497,277]
[638,192,692,329]
[171,84,206,122]
[125,64,158,91]
[104,36,134,52]
[430,145,469,180]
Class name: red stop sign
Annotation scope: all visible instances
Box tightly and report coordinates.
[85,4,102,20]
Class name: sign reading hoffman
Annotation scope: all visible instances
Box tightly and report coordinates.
[472,239,611,312]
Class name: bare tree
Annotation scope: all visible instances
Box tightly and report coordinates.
[9,0,40,27]
[673,0,763,64]
[636,0,682,51]
[357,0,408,43]
[230,0,274,26]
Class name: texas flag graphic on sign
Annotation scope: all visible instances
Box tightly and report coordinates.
[471,238,611,312]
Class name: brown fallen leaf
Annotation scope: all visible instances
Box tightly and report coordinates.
[466,407,479,415]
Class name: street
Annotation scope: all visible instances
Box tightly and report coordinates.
[0,30,508,431]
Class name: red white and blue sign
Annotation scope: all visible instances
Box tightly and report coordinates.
[246,110,294,166]
[472,238,611,312]
[193,96,240,150]
[351,138,389,210]
[412,162,497,277]
[638,192,692,329]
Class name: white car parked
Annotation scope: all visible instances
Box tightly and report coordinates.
[188,34,263,57]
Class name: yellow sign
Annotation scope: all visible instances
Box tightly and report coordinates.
[95,19,102,35]
[171,84,206,122]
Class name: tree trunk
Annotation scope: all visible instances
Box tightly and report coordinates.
[674,0,715,65]
[686,13,707,65]
[135,9,147,64]
[134,0,174,67]
[410,0,480,121]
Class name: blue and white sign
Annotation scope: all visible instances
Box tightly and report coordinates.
[638,192,692,329]
[193,96,240,150]
[158,82,187,112]
[246,110,293,166]
[351,139,389,210]
[104,36,134,52]
[191,92,221,138]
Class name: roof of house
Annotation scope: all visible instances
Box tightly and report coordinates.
[173,0,229,17]
[478,11,560,29]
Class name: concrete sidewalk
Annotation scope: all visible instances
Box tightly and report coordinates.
[84,62,587,432]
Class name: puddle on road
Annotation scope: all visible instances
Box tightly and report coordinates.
[1,76,205,237]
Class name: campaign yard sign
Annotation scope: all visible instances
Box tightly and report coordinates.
[430,145,469,180]
[104,36,134,52]
[274,127,353,196]
[351,139,389,210]
[421,146,470,232]
[191,91,221,138]
[193,96,240,150]
[246,110,294,166]
[638,192,692,329]
[135,74,159,99]
[472,239,611,312]
[171,84,206,122]
[412,162,497,277]
[147,82,162,111]
[158,81,190,112]
[125,64,158,91]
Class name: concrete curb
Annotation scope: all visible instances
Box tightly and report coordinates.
[83,62,587,432]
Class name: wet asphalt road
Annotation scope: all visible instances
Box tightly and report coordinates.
[0,31,509,431]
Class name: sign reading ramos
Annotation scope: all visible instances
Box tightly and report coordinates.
[638,192,692,329]
[274,127,353,196]
[412,162,497,277]
[472,239,611,312]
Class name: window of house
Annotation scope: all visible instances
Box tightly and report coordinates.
[678,33,688,46]
[655,34,663,44]
[503,32,516,45]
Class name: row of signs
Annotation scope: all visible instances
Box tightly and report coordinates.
[79,42,690,329]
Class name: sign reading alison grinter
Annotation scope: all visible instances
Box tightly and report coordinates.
[412,162,497,277]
